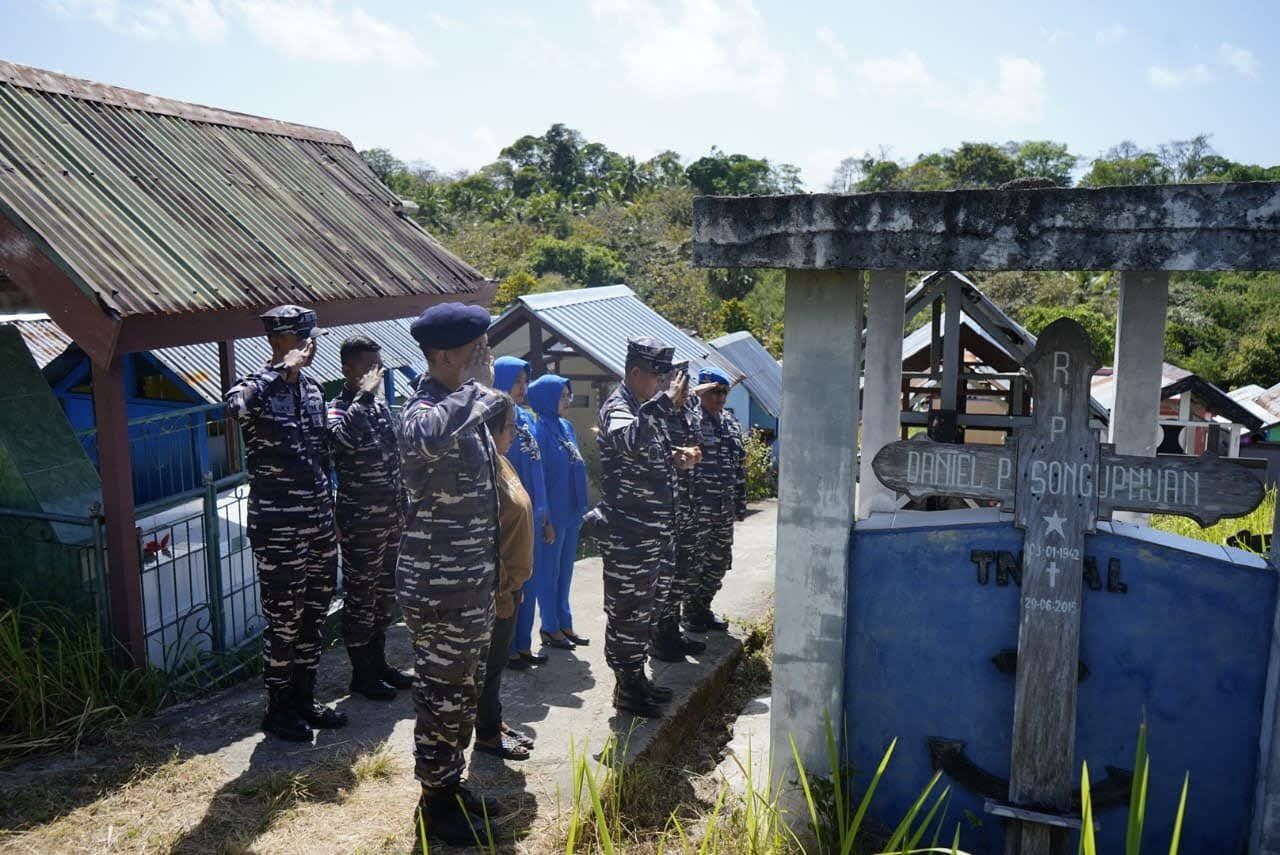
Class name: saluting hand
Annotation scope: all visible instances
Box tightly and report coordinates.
[358,365,385,396]
[669,369,689,407]
[281,338,315,381]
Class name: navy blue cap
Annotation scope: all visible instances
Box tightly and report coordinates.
[698,367,732,386]
[261,304,325,338]
[627,336,675,372]
[410,302,491,351]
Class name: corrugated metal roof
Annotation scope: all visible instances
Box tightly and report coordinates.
[510,285,744,383]
[153,318,421,403]
[0,61,485,320]
[0,312,72,367]
[1090,363,1192,414]
[708,330,781,418]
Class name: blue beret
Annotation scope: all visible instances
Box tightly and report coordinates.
[698,367,732,386]
[411,302,491,350]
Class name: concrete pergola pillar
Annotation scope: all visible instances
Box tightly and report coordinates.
[91,355,146,666]
[772,269,863,791]
[857,270,907,517]
[1108,271,1170,525]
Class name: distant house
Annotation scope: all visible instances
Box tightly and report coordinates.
[1091,363,1263,456]
[1231,382,1280,442]
[708,331,781,436]
[487,285,745,445]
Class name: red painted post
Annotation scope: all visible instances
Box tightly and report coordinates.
[91,355,147,667]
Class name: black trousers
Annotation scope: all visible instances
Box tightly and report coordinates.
[475,614,518,740]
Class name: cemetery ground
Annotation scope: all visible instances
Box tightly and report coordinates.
[0,501,778,854]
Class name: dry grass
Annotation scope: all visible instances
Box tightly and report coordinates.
[0,740,422,854]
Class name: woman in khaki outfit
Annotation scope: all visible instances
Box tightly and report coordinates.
[474,394,536,760]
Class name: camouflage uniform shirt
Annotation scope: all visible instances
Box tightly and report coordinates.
[598,384,678,532]
[694,406,748,520]
[327,387,404,524]
[227,368,331,528]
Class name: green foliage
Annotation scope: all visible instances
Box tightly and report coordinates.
[743,429,777,501]
[0,601,167,765]
[685,147,780,196]
[518,236,626,286]
[362,127,1280,388]
[1020,304,1116,364]
[493,271,536,312]
[1152,486,1274,548]
[718,299,757,336]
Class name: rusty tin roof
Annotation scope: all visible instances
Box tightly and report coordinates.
[0,61,485,321]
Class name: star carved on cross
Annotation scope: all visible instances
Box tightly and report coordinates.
[1043,511,1067,540]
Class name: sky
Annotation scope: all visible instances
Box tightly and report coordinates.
[1,0,1276,189]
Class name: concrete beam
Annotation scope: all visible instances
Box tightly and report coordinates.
[858,270,906,517]
[691,183,1280,271]
[772,270,862,792]
[1109,271,1169,525]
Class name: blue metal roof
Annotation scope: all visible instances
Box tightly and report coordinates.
[150,317,421,403]
[510,285,745,383]
[709,330,782,419]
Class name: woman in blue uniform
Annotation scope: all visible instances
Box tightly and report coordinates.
[527,374,591,650]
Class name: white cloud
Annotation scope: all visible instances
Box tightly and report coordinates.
[856,49,932,88]
[590,0,787,105]
[55,0,428,67]
[55,0,227,42]
[231,1,429,68]
[1040,26,1069,46]
[1095,23,1127,46]
[813,65,840,99]
[815,24,847,59]
[966,56,1045,123]
[429,11,459,31]
[1219,42,1259,77]
[1148,63,1213,88]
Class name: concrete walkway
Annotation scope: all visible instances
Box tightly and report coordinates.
[6,500,777,852]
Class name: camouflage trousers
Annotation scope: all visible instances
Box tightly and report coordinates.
[602,528,673,671]
[252,512,338,690]
[338,517,402,649]
[653,510,698,627]
[686,515,735,612]
[399,593,495,790]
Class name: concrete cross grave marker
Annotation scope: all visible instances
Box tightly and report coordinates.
[872,318,1265,855]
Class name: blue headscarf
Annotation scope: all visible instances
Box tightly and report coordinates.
[528,374,590,524]
[494,356,529,394]
[491,356,548,525]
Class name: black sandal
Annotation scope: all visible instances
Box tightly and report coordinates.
[475,732,530,761]
[501,723,534,749]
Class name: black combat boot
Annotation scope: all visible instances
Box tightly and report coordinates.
[613,669,664,718]
[372,629,415,690]
[684,605,730,633]
[641,671,674,703]
[348,644,397,701]
[677,623,707,655]
[416,785,489,847]
[262,685,312,742]
[458,782,506,818]
[647,618,686,663]
[293,667,349,729]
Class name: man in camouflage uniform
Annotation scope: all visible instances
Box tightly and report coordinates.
[226,305,346,743]
[650,371,707,662]
[399,302,506,845]
[327,335,414,701]
[684,367,748,633]
[596,337,695,717]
